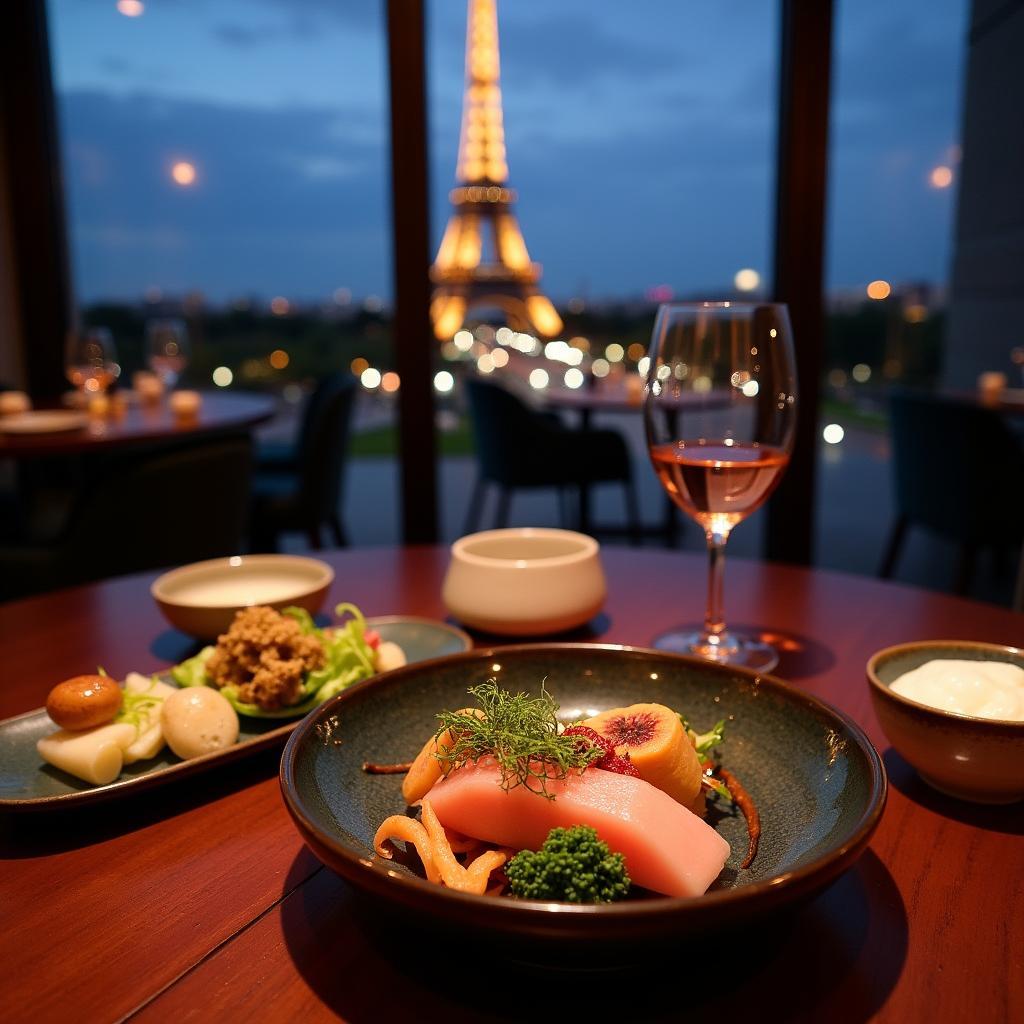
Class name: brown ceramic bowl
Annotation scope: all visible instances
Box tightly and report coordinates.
[152,554,333,639]
[867,640,1024,804]
[281,644,886,948]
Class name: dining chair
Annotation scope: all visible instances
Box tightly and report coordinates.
[463,375,640,538]
[256,373,345,474]
[250,372,357,550]
[880,390,1024,597]
[0,435,253,601]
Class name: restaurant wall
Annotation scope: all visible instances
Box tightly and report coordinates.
[945,0,1024,387]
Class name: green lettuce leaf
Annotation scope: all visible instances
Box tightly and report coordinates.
[169,605,379,718]
[171,647,214,688]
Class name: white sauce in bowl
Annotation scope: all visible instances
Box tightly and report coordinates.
[890,659,1024,721]
[174,574,313,606]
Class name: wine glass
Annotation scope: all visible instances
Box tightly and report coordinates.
[643,302,797,671]
[145,318,190,388]
[65,327,120,396]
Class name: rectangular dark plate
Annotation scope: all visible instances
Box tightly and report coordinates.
[0,617,471,811]
[0,679,296,810]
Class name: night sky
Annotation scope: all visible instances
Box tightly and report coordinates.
[49,0,968,304]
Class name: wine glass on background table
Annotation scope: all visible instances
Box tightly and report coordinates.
[146,318,190,388]
[65,327,120,396]
[644,302,797,671]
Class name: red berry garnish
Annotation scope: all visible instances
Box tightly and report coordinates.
[563,725,615,761]
[601,754,641,778]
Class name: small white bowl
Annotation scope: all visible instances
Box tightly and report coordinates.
[442,528,606,636]
[152,555,334,639]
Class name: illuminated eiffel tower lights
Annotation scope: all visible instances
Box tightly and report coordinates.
[430,0,563,341]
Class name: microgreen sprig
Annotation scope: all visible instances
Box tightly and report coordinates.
[434,680,603,800]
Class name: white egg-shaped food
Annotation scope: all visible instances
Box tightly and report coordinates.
[374,640,407,673]
[161,688,240,760]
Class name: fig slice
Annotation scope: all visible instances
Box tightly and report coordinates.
[582,703,704,814]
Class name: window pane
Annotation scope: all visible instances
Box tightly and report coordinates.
[819,0,969,575]
[428,0,779,545]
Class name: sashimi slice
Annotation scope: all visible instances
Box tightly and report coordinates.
[426,763,730,898]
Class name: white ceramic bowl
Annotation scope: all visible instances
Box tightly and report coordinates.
[152,555,334,640]
[442,528,606,636]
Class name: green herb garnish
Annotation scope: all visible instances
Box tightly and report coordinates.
[114,676,167,733]
[506,825,631,903]
[434,680,603,799]
[679,714,726,757]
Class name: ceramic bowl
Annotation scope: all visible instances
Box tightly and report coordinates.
[151,554,334,639]
[867,640,1024,804]
[442,528,606,635]
[281,644,886,946]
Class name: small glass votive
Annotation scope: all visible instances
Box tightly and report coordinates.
[87,393,111,418]
[978,371,1007,403]
[134,370,165,405]
[0,391,31,416]
[169,389,201,420]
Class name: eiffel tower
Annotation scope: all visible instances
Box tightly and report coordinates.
[430,0,563,341]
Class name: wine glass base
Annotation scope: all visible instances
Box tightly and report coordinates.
[651,629,779,673]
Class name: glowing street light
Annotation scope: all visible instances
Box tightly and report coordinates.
[929,166,954,189]
[116,0,144,16]
[171,161,197,187]
[866,280,891,301]
[734,268,761,292]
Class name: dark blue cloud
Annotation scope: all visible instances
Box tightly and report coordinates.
[58,90,390,301]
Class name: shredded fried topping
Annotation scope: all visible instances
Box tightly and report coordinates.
[206,606,324,710]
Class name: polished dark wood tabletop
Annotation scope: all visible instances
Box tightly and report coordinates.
[1,547,1021,1023]
[0,391,276,458]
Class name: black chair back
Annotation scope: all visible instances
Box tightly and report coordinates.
[465,376,565,487]
[296,373,357,520]
[889,390,1024,544]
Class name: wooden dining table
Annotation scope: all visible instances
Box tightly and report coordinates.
[1,547,1021,1023]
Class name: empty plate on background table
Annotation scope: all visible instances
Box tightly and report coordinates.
[0,411,88,434]
[0,617,470,810]
[281,644,887,946]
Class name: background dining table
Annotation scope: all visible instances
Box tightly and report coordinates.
[0,390,277,459]
[1,546,1021,1023]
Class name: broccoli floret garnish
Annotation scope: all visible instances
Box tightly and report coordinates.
[506,825,631,903]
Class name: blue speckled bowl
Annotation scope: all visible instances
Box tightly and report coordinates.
[281,644,886,943]
[868,640,1024,804]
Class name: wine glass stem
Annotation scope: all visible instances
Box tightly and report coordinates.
[703,530,729,643]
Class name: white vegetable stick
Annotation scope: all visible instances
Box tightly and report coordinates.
[37,723,136,785]
[123,722,165,763]
[120,674,176,763]
[125,674,177,700]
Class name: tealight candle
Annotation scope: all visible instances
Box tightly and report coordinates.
[88,393,110,417]
[134,371,164,405]
[978,371,1007,398]
[169,389,201,420]
[0,391,31,416]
